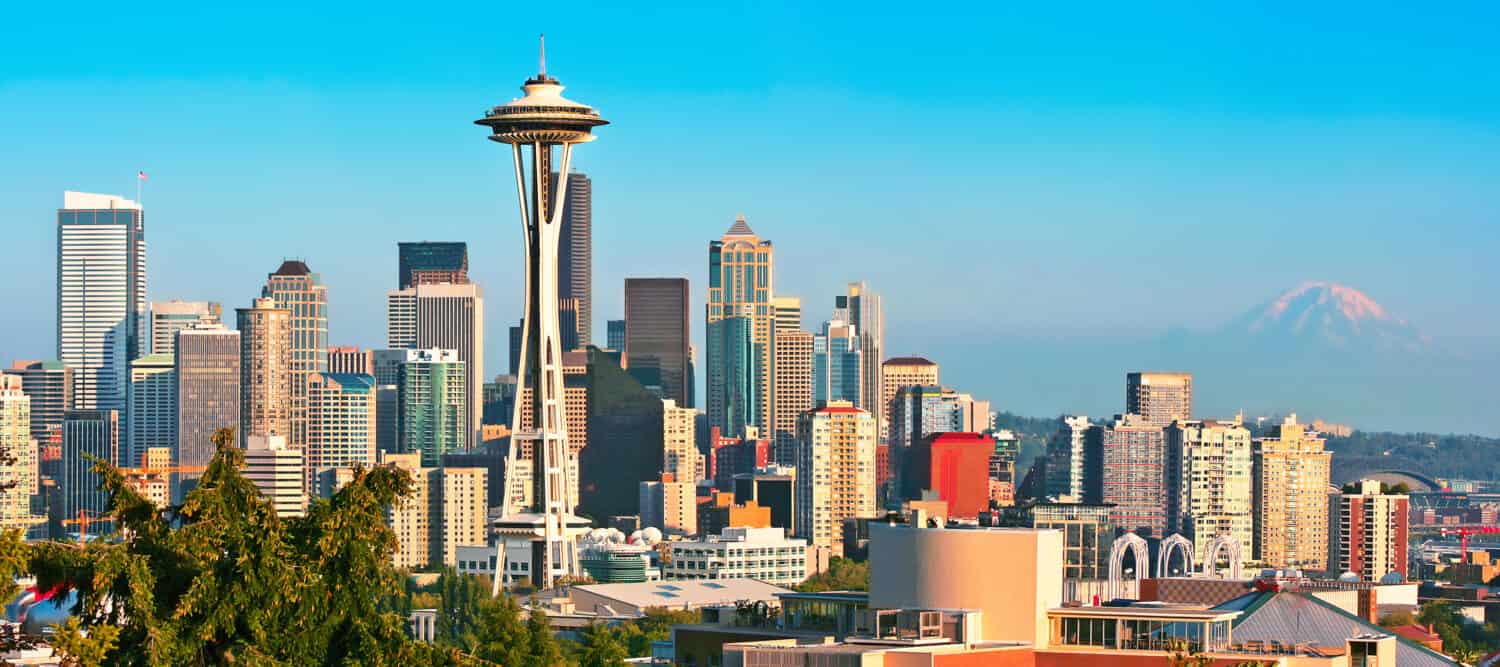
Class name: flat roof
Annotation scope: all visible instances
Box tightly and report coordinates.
[573,579,791,610]
[1049,606,1240,622]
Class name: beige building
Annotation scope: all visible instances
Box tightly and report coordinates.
[795,401,876,556]
[262,261,329,451]
[771,330,813,465]
[1253,414,1331,569]
[1166,418,1253,565]
[379,452,488,569]
[662,399,699,482]
[640,473,697,536]
[243,435,306,518]
[0,376,40,532]
[306,372,377,495]
[868,523,1062,647]
[435,467,489,567]
[1125,371,1193,428]
[880,357,939,444]
[770,296,801,333]
[236,297,292,445]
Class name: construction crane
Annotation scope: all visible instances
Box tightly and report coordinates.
[60,510,105,542]
[1440,526,1500,561]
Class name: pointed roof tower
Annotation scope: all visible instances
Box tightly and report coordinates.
[725,214,755,237]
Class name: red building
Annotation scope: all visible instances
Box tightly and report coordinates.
[904,432,994,518]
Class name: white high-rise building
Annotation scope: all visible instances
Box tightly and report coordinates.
[667,527,812,586]
[386,283,484,443]
[1166,418,1253,565]
[57,192,146,413]
[126,353,176,468]
[0,376,41,532]
[1045,415,1091,500]
[243,435,307,518]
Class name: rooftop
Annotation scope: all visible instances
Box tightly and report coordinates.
[272,260,312,276]
[883,356,937,367]
[572,579,791,611]
[724,214,755,237]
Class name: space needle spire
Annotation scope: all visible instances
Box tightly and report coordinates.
[476,39,608,593]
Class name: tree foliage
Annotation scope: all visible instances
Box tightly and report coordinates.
[796,557,869,592]
[25,427,463,666]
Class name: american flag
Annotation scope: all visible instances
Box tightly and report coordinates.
[138,171,148,182]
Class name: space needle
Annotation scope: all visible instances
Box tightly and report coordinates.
[477,36,606,592]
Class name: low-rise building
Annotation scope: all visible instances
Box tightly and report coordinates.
[669,527,812,586]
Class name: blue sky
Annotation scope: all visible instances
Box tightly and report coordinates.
[2,2,1497,431]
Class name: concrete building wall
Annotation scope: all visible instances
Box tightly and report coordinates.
[868,524,1062,648]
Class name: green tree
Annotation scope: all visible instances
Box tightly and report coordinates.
[524,609,566,667]
[472,593,530,666]
[577,623,629,667]
[26,427,457,666]
[796,557,870,592]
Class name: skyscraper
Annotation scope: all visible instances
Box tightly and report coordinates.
[1085,414,1167,537]
[306,372,377,494]
[707,215,773,439]
[888,385,973,502]
[1044,415,1091,500]
[126,353,175,469]
[398,349,466,467]
[836,283,883,437]
[3,361,73,445]
[262,261,329,450]
[771,330,814,466]
[387,283,484,443]
[236,297,292,445]
[880,357,938,445]
[1165,418,1253,562]
[149,301,221,356]
[57,191,146,413]
[0,376,40,532]
[813,319,863,408]
[397,242,468,289]
[175,326,240,478]
[1253,415,1330,569]
[624,278,691,406]
[327,346,373,375]
[557,297,582,352]
[771,296,802,333]
[606,319,625,352]
[61,409,118,521]
[553,171,592,348]
[1125,372,1193,428]
[794,401,875,557]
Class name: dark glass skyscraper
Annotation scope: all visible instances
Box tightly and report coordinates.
[624,278,690,407]
[397,242,469,289]
[552,172,592,347]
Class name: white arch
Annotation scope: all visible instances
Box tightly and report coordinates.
[1202,534,1243,580]
[1157,533,1196,578]
[1109,532,1149,600]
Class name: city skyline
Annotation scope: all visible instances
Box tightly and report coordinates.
[3,6,1498,433]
